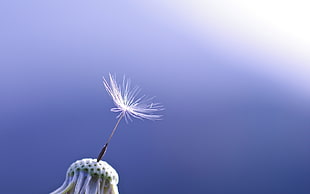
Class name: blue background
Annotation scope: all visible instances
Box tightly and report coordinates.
[1,1,309,194]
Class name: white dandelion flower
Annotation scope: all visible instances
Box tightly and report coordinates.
[51,158,119,194]
[51,74,162,193]
[96,73,163,161]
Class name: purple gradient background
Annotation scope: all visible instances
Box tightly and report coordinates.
[1,1,310,194]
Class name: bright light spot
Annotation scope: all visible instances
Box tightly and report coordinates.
[138,0,310,96]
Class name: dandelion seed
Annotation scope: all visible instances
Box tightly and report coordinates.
[97,73,163,161]
[50,158,119,194]
[103,73,164,121]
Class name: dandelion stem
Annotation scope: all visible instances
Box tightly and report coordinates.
[97,113,124,162]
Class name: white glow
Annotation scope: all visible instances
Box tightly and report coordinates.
[138,0,310,95]
[145,0,310,57]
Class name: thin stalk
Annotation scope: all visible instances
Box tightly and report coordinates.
[97,114,124,162]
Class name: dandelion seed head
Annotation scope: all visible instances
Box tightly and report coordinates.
[50,158,119,194]
[103,73,164,122]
